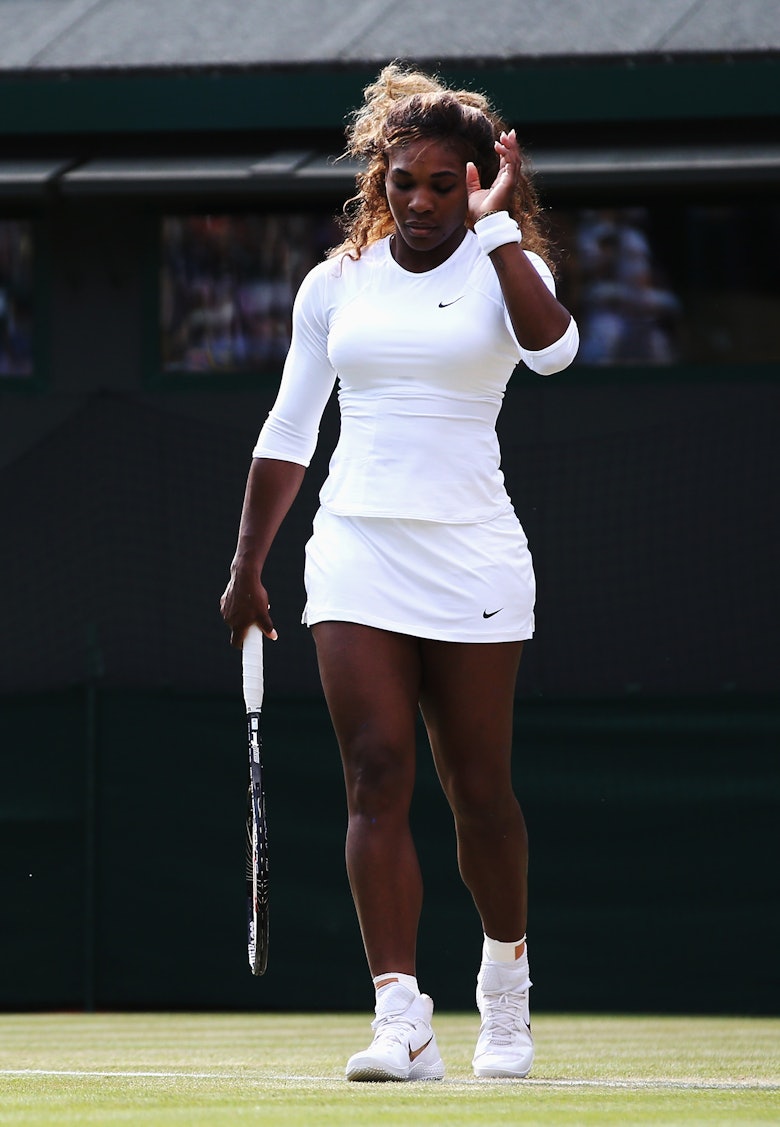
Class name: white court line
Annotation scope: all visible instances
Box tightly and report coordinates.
[2,1070,238,1080]
[1,1069,778,1091]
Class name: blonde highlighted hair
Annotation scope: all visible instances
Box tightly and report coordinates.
[330,62,550,261]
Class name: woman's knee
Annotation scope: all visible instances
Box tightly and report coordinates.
[445,770,522,833]
[342,733,415,818]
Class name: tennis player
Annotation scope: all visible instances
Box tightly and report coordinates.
[220,62,579,1081]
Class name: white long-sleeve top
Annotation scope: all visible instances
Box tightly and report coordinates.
[254,231,578,522]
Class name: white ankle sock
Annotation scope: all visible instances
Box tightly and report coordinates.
[483,934,527,964]
[373,972,420,995]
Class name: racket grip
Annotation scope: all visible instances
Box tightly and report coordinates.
[242,624,265,712]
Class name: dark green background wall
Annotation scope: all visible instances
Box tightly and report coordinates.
[2,689,777,1014]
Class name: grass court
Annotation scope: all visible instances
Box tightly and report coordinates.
[0,1011,777,1125]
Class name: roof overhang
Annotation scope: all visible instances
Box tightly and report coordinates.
[3,144,779,199]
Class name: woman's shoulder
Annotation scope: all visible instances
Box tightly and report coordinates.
[306,239,386,287]
[327,239,387,271]
[294,240,387,321]
[466,235,555,294]
[522,249,554,283]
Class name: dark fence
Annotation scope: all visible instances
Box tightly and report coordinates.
[1,370,778,1013]
[1,688,777,1014]
[1,372,777,699]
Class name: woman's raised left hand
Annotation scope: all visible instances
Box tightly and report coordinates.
[466,129,521,225]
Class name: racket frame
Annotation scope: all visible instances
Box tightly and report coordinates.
[243,625,269,975]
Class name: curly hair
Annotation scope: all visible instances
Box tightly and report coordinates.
[329,61,550,262]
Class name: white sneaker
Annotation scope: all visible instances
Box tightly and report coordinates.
[346,984,445,1082]
[472,957,534,1078]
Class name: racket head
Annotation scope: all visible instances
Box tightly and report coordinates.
[243,625,269,975]
[246,711,269,975]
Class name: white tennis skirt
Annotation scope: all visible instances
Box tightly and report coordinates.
[302,505,536,643]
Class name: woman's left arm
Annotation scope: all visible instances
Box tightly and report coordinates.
[467,130,574,354]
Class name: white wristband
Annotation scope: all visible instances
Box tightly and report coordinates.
[474,210,522,255]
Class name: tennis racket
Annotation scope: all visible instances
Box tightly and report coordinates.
[243,623,269,975]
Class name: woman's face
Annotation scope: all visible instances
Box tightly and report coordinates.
[385,138,469,272]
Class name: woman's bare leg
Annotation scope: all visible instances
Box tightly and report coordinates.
[311,622,423,976]
[419,639,527,941]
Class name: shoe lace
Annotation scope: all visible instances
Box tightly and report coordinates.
[481,988,529,1046]
[370,1008,418,1047]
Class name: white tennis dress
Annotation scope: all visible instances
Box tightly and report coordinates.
[253,231,579,641]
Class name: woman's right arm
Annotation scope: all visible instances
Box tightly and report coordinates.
[219,456,306,647]
[220,260,337,647]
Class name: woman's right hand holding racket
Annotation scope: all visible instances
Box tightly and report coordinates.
[220,458,307,648]
[220,558,278,648]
